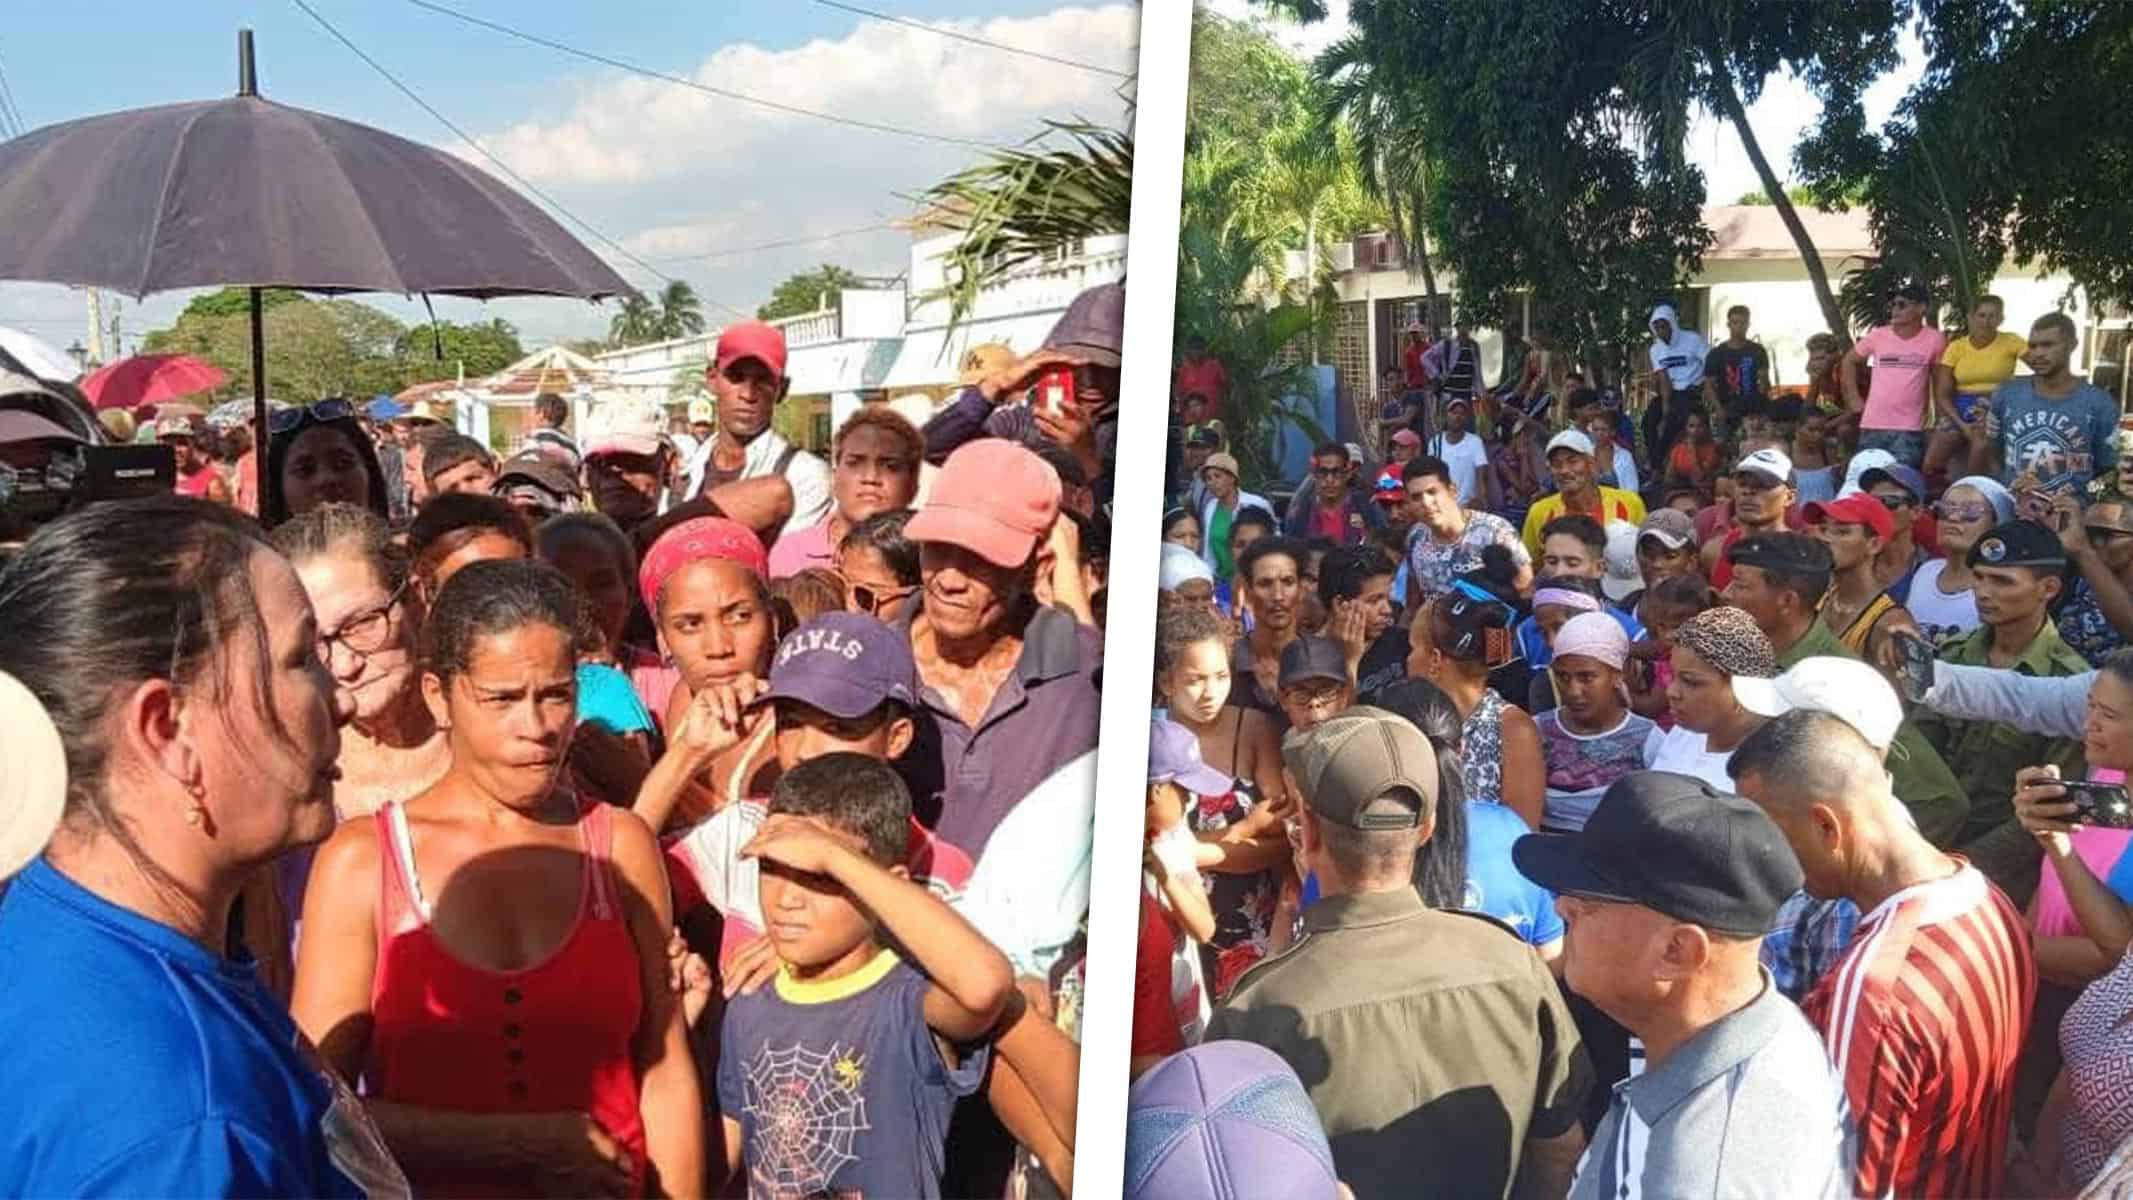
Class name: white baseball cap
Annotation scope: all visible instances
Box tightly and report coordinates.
[1735,447,1794,485]
[1838,449,1897,498]
[582,398,669,459]
[1545,429,1595,458]
[1733,656,1902,753]
[0,671,65,880]
[1601,520,1645,603]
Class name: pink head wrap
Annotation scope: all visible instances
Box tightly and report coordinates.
[1552,611,1629,671]
[1532,587,1602,614]
[638,516,768,613]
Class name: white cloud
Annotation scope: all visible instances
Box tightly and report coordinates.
[0,5,1138,355]
[461,6,1139,190]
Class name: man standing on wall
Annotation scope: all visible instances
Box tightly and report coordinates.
[1843,282,1949,469]
[1646,303,1710,470]
[1703,304,1772,444]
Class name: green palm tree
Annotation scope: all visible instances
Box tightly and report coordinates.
[608,294,659,347]
[655,280,707,341]
[917,122,1133,332]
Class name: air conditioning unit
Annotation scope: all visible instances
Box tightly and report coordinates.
[1329,243,1356,273]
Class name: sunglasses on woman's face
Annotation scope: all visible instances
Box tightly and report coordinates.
[841,576,917,618]
[1934,502,1993,522]
[268,397,359,436]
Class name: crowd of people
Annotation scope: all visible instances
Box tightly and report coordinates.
[1141,290,2133,1197]
[0,280,1125,1197]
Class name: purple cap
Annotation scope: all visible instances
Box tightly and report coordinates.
[1125,1042,1341,1200]
[767,613,916,720]
[1149,718,1234,796]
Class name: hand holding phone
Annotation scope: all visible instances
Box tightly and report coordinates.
[1891,629,1935,704]
[2064,781,2133,830]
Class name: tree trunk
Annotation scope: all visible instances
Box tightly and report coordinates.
[1707,50,1848,339]
[1305,207,1320,366]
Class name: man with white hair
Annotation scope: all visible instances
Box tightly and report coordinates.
[1515,771,1852,1199]
[1730,702,2036,1199]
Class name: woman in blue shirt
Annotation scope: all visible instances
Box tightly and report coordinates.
[0,497,405,1196]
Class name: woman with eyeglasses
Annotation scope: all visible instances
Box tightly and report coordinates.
[261,398,392,528]
[836,508,922,623]
[274,504,451,823]
[1905,476,2016,644]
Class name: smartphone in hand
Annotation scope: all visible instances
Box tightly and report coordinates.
[2063,780,2133,830]
[1891,629,1935,704]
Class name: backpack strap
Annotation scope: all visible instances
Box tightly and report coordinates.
[773,443,800,478]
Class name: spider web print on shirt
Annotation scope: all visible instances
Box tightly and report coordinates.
[742,1040,872,1198]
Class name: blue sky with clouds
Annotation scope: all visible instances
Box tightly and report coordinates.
[0,2,1138,357]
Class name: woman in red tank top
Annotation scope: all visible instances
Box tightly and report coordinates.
[292,558,704,1197]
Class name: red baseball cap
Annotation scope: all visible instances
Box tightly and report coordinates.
[904,438,1061,568]
[1802,493,1893,542]
[714,320,788,378]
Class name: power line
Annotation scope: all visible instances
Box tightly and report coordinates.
[654,221,902,264]
[401,0,1003,151]
[811,0,1132,79]
[285,0,752,321]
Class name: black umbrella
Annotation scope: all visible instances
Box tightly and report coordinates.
[0,31,634,450]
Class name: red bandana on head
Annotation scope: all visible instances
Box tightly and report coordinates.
[638,516,768,612]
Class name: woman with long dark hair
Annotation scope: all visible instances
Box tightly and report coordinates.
[262,399,392,528]
[0,497,404,1195]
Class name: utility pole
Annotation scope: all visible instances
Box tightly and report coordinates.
[85,287,106,365]
[108,297,122,360]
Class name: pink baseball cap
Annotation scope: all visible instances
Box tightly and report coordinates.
[903,438,1061,568]
[1389,429,1421,448]
[714,320,788,378]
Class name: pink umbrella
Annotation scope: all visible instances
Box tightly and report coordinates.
[80,353,229,411]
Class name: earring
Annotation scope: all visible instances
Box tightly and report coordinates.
[185,805,205,827]
[185,780,207,827]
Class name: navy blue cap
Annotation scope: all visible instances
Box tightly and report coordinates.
[768,613,916,719]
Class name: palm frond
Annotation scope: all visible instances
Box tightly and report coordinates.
[915,121,1133,333]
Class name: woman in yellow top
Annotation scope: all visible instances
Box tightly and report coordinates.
[1928,293,2028,480]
